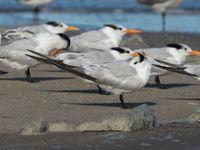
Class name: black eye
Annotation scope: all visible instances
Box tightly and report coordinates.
[126,51,130,54]
[184,48,187,51]
[118,27,122,30]
[134,62,138,65]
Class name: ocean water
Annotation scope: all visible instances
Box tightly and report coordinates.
[0,0,200,33]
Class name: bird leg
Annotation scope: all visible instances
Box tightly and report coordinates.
[25,68,33,82]
[97,85,111,95]
[162,12,166,32]
[155,75,166,89]
[119,94,131,109]
[33,7,39,24]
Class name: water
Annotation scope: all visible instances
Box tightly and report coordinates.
[0,0,200,33]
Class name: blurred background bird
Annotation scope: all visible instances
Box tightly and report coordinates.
[16,0,53,23]
[133,0,183,31]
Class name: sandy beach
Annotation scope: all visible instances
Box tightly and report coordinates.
[0,30,200,149]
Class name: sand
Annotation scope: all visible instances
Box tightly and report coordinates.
[0,30,200,149]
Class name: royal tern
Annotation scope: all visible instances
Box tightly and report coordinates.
[26,51,151,108]
[135,0,183,31]
[17,0,53,22]
[0,32,70,82]
[3,21,79,40]
[136,43,200,88]
[153,60,200,81]
[56,47,135,94]
[69,24,141,52]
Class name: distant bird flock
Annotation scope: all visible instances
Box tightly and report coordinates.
[0,0,199,109]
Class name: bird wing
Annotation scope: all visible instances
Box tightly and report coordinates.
[56,50,114,67]
[26,50,139,89]
[82,60,140,89]
[70,30,109,51]
[0,39,38,63]
[153,60,199,77]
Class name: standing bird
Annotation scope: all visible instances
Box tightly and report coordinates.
[136,43,200,88]
[16,0,53,22]
[69,24,141,52]
[26,51,151,109]
[3,21,79,40]
[0,32,70,82]
[56,47,136,94]
[153,61,200,81]
[134,0,183,31]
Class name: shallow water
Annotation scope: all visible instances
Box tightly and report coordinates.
[0,0,200,33]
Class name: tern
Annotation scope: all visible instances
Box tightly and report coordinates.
[56,47,136,94]
[17,0,53,22]
[69,24,141,52]
[0,32,70,82]
[136,43,200,88]
[26,51,151,109]
[134,0,183,31]
[153,60,200,81]
[3,21,79,40]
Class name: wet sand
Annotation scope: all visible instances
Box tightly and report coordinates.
[0,31,200,149]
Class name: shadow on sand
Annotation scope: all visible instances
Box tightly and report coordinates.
[57,101,156,108]
[145,83,197,89]
[164,97,200,101]
[39,89,100,94]
[0,77,75,82]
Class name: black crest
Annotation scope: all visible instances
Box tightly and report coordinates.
[104,24,122,30]
[58,33,71,48]
[138,53,145,63]
[46,21,61,27]
[111,47,130,54]
[167,43,182,50]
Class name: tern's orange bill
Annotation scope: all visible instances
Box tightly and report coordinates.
[131,52,139,57]
[188,50,200,56]
[125,29,142,34]
[50,49,59,56]
[66,26,79,31]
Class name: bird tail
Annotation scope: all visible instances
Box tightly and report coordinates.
[153,59,197,77]
[25,50,100,83]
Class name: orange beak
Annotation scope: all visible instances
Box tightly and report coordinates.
[66,26,79,31]
[125,29,142,34]
[131,52,139,57]
[50,49,59,56]
[188,50,200,56]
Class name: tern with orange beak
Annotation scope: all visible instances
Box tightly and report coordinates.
[136,43,200,88]
[3,21,79,40]
[69,24,141,52]
[0,32,70,82]
[26,51,151,109]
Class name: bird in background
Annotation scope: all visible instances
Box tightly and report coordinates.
[69,24,141,52]
[134,0,183,31]
[136,43,200,89]
[2,21,79,40]
[153,60,200,81]
[0,32,70,82]
[16,0,53,23]
[26,50,151,109]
